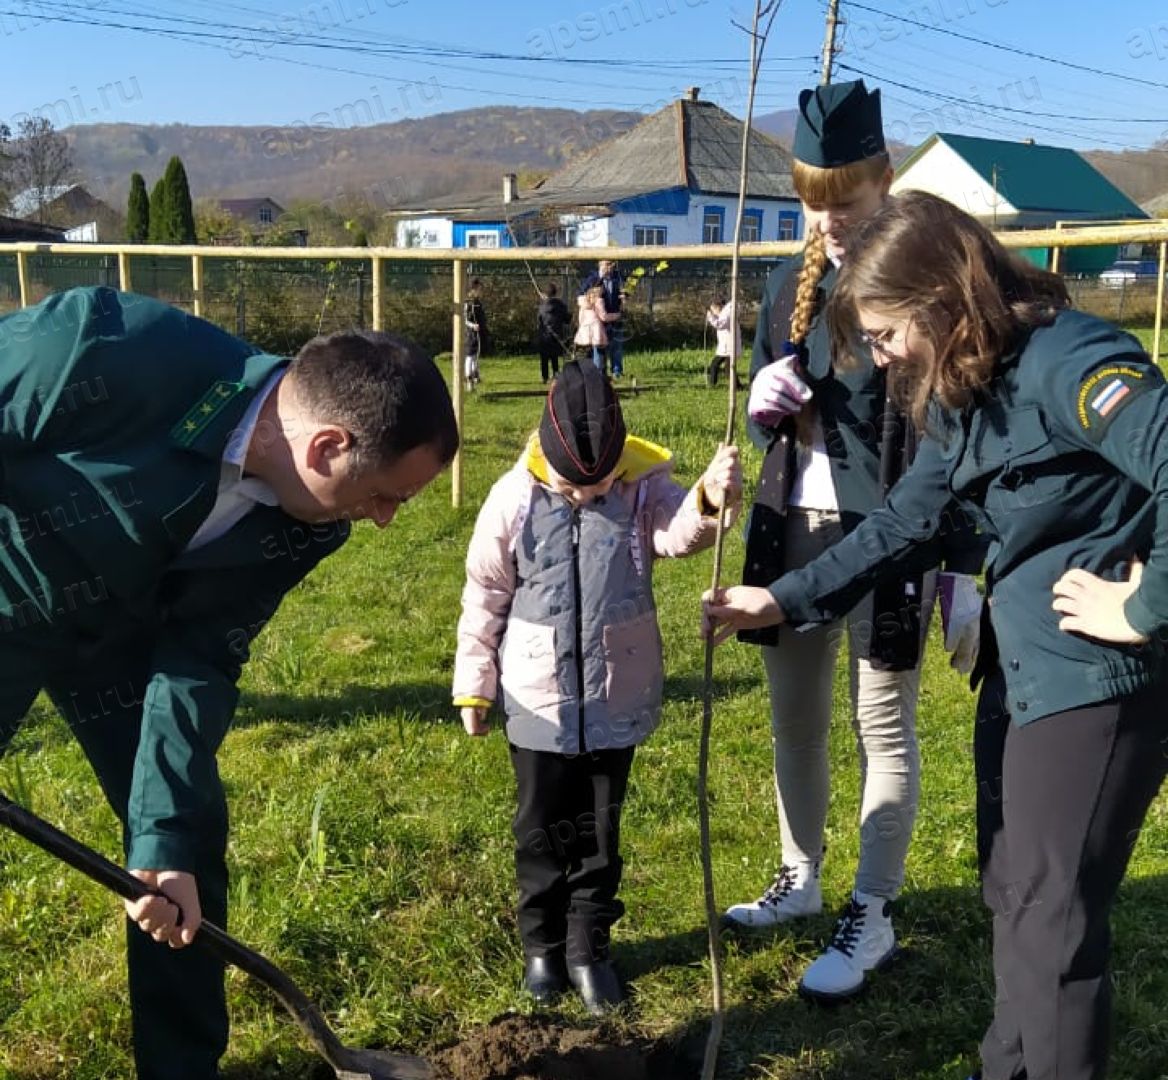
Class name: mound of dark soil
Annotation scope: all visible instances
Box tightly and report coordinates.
[429,1012,699,1080]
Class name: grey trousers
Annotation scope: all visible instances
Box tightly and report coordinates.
[761,507,935,899]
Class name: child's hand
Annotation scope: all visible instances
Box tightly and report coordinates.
[461,706,490,736]
[700,443,742,510]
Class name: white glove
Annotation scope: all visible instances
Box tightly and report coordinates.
[748,355,813,428]
[938,571,982,675]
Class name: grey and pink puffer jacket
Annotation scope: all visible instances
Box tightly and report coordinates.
[453,433,736,754]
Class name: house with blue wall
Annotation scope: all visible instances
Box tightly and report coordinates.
[393,89,801,249]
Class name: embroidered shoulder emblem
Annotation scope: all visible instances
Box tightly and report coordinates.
[1075,365,1154,441]
[171,380,248,446]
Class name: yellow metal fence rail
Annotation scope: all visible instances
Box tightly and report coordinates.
[3,222,1168,506]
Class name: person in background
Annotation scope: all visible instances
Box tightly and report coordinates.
[535,282,570,384]
[574,284,614,371]
[705,189,1168,1080]
[464,277,490,392]
[580,259,626,377]
[453,362,741,1015]
[705,294,742,388]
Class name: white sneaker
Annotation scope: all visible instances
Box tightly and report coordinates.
[723,859,823,928]
[799,890,897,1000]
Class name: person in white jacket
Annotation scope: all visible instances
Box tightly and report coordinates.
[705,295,742,388]
[452,361,741,1014]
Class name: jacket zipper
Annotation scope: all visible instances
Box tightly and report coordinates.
[571,506,586,754]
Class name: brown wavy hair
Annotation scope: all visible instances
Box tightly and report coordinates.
[827,190,1070,431]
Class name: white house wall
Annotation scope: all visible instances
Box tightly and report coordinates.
[559,212,611,248]
[395,216,454,248]
[396,194,802,249]
[587,196,801,247]
[891,140,1018,221]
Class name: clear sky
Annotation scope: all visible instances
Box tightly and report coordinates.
[2,0,1167,152]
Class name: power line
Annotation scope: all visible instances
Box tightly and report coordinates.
[10,1,813,71]
[845,60,1168,153]
[847,33,1154,122]
[845,0,1168,93]
[3,3,815,114]
[835,62,1168,124]
[0,6,742,110]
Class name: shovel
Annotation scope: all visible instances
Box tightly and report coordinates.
[0,792,432,1080]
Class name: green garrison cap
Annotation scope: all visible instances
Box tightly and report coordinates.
[793,79,886,167]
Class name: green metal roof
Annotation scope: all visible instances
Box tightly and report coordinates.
[898,133,1147,219]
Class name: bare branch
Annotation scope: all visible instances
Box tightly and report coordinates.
[698,3,786,1079]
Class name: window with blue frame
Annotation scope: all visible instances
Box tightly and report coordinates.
[778,210,800,241]
[702,206,724,244]
[740,209,763,243]
[634,225,667,245]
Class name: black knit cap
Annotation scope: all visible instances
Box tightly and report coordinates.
[539,361,626,486]
[793,79,885,168]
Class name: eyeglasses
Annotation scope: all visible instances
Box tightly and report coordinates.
[857,322,910,357]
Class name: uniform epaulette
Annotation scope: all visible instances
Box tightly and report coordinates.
[170,381,248,447]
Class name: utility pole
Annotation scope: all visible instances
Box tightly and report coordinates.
[821,0,841,84]
[992,163,1000,228]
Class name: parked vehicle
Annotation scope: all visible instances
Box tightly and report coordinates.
[1099,259,1162,288]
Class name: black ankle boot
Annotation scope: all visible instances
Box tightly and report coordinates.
[523,953,569,1005]
[566,960,624,1014]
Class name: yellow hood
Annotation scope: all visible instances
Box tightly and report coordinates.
[524,431,672,485]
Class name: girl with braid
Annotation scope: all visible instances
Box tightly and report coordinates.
[723,80,985,1000]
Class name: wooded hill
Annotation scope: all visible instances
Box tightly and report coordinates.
[64,105,1168,217]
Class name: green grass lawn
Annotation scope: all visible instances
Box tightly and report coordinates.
[1,348,1166,1080]
[1127,324,1168,365]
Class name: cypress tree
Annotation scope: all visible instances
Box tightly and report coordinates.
[147,174,170,243]
[145,157,196,243]
[126,172,149,243]
[163,156,196,244]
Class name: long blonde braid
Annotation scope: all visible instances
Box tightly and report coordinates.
[788,229,829,444]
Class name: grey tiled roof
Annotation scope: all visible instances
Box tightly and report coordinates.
[395,97,795,217]
[538,99,795,200]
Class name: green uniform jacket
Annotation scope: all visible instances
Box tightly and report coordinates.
[771,309,1168,723]
[0,287,347,869]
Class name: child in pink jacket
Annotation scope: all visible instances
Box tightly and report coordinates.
[574,285,615,372]
[453,361,740,1013]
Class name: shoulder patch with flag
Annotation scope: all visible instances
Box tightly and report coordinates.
[171,380,248,447]
[1075,364,1156,442]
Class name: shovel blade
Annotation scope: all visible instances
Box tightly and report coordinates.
[335,1048,434,1080]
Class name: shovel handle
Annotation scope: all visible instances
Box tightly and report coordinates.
[0,791,353,1068]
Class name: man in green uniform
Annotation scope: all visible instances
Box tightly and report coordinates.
[0,286,458,1079]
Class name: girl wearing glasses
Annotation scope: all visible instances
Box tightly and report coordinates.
[725,80,985,1001]
[708,190,1168,1080]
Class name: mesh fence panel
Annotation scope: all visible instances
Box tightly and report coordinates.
[0,249,1161,356]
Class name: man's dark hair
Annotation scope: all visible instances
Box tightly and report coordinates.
[289,329,458,472]
[545,282,558,297]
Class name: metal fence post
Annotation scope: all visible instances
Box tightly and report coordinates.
[452,258,465,509]
[371,256,383,332]
[357,263,366,330]
[16,251,29,308]
[191,254,203,318]
[1154,240,1166,369]
[235,259,246,336]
